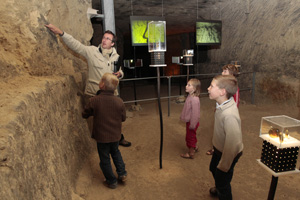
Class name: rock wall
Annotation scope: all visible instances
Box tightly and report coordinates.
[1,0,300,199]
[0,76,94,199]
[0,0,93,80]
[197,0,300,104]
[0,0,94,199]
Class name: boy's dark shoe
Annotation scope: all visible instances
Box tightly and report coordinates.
[118,175,127,182]
[119,134,131,147]
[105,181,118,189]
[119,139,131,147]
[209,187,218,197]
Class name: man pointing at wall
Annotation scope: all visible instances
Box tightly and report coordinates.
[45,24,131,147]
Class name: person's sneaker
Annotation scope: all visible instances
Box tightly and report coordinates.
[105,181,118,189]
[118,175,127,182]
[209,187,218,197]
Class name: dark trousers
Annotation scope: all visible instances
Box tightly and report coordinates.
[97,142,127,184]
[209,147,242,200]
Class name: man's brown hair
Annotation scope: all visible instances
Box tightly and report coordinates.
[104,30,117,44]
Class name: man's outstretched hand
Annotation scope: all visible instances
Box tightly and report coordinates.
[45,24,64,36]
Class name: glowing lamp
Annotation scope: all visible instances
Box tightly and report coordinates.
[182,49,194,66]
[148,21,166,67]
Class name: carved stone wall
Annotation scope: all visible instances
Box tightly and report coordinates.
[0,0,94,199]
[196,0,300,104]
[0,0,299,199]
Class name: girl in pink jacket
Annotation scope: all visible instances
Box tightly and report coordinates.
[180,79,201,159]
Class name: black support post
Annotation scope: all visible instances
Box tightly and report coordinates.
[267,176,278,200]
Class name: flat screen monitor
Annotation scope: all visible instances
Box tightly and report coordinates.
[130,16,166,46]
[196,20,222,45]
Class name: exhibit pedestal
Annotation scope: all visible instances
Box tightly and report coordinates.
[257,115,300,200]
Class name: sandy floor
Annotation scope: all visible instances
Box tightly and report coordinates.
[75,97,300,200]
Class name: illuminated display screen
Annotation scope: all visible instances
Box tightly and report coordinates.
[196,20,222,45]
[130,16,165,46]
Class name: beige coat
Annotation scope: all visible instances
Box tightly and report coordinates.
[213,98,243,172]
[62,32,123,96]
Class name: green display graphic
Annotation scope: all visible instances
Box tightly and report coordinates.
[130,16,165,46]
[131,20,149,45]
[196,21,222,45]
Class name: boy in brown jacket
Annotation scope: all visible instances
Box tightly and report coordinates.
[82,73,127,189]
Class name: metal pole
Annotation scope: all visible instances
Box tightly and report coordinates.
[133,81,137,105]
[251,71,256,104]
[196,45,199,73]
[187,66,190,82]
[267,176,278,200]
[156,68,163,169]
[168,76,171,117]
[179,65,182,95]
[133,46,137,105]
[134,46,137,78]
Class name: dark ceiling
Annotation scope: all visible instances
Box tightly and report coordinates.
[94,0,223,35]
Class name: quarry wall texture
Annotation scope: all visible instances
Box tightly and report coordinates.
[0,75,94,199]
[197,0,300,104]
[0,0,94,199]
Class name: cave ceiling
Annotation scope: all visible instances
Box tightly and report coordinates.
[96,0,224,35]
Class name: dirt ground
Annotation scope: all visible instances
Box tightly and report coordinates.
[75,97,300,200]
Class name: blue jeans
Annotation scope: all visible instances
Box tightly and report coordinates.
[209,148,242,200]
[97,142,127,184]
